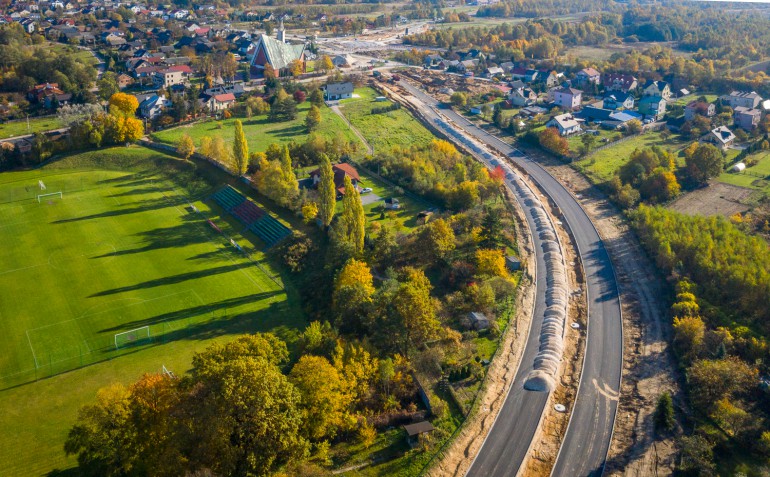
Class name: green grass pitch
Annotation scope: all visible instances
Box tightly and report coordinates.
[0,148,304,475]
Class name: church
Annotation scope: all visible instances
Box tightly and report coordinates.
[250,21,307,77]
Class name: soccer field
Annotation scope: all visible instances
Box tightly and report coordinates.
[0,162,293,389]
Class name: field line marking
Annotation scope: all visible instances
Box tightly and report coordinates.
[25,330,38,369]
[25,289,198,333]
[0,263,46,276]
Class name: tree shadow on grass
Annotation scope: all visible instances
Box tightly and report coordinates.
[88,262,252,297]
[91,220,215,258]
[50,197,177,223]
[270,124,305,138]
[98,290,282,333]
[106,185,174,198]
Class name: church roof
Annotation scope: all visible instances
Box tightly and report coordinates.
[250,34,304,71]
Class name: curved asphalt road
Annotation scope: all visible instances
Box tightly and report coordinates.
[397,80,623,477]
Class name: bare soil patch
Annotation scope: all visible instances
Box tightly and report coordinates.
[668,181,753,217]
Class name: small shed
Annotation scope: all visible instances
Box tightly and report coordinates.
[506,255,521,271]
[384,197,401,210]
[403,421,435,447]
[468,311,490,330]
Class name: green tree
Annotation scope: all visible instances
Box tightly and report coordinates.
[654,391,675,433]
[280,145,299,201]
[317,154,336,228]
[309,88,324,107]
[97,71,119,101]
[678,435,715,474]
[450,91,467,108]
[392,268,440,356]
[687,357,756,413]
[232,120,248,175]
[581,132,596,153]
[305,104,321,132]
[333,258,374,331]
[685,143,723,184]
[336,176,365,254]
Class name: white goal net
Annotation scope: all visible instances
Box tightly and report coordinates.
[37,191,62,203]
[114,326,150,349]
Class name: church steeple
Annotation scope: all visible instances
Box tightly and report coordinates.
[277,19,285,43]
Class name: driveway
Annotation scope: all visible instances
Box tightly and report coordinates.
[360,191,381,205]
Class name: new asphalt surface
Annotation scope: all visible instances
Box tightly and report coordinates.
[397,80,622,477]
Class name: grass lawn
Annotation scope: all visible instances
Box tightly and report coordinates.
[340,87,435,153]
[573,131,687,184]
[565,129,620,156]
[718,149,770,195]
[0,146,303,476]
[151,102,359,153]
[0,116,64,139]
[671,93,719,107]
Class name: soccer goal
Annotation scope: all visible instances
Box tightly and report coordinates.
[37,191,63,203]
[114,326,151,349]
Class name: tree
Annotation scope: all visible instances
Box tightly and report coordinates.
[686,143,723,184]
[232,119,248,175]
[290,59,304,77]
[450,91,467,108]
[653,392,675,433]
[423,218,455,263]
[580,132,596,153]
[639,167,680,203]
[302,202,318,224]
[263,63,276,81]
[247,96,270,115]
[678,435,715,474]
[335,176,366,254]
[317,154,336,228]
[687,357,756,413]
[309,88,324,107]
[673,315,705,361]
[293,90,306,103]
[305,105,321,132]
[269,89,297,122]
[319,55,334,72]
[97,72,119,101]
[476,248,508,277]
[108,92,139,117]
[280,145,298,197]
[625,118,643,135]
[290,355,351,441]
[392,268,440,355]
[176,134,195,159]
[104,114,144,144]
[252,147,298,208]
[539,128,570,157]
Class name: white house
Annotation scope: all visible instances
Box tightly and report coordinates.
[546,113,582,136]
[553,87,582,110]
[138,94,171,119]
[703,126,736,150]
[324,82,354,101]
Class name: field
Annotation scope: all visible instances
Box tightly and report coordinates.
[340,87,435,153]
[718,149,770,198]
[573,131,685,184]
[0,146,302,476]
[151,102,358,152]
[0,116,64,139]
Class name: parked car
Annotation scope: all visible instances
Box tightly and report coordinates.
[361,187,373,194]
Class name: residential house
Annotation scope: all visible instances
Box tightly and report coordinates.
[721,91,762,110]
[207,93,236,112]
[332,55,349,67]
[703,125,736,150]
[643,80,671,100]
[423,54,444,68]
[603,73,638,93]
[552,87,582,110]
[540,70,563,89]
[309,163,361,198]
[510,67,538,83]
[509,86,537,107]
[467,312,490,331]
[486,66,504,78]
[638,96,666,120]
[27,82,70,108]
[546,113,582,136]
[733,106,762,130]
[684,100,716,121]
[575,67,601,88]
[117,73,134,89]
[324,82,354,100]
[603,92,634,110]
[152,66,190,88]
[403,422,435,447]
[138,94,170,119]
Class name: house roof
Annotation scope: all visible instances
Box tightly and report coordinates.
[579,67,600,77]
[212,93,235,102]
[326,82,353,95]
[709,126,736,145]
[251,34,305,70]
[548,113,580,130]
[555,86,582,95]
[734,106,761,117]
[403,421,435,437]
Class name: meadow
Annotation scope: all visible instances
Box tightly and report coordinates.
[718,148,770,197]
[340,87,435,153]
[151,101,358,152]
[0,116,64,139]
[0,146,302,476]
